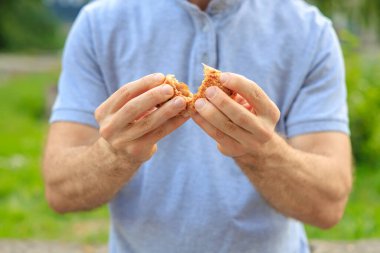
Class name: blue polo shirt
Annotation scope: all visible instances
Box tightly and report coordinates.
[51,0,349,252]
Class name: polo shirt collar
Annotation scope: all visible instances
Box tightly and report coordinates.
[179,0,244,15]
[208,0,243,15]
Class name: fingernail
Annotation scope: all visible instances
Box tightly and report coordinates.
[154,73,164,81]
[161,85,173,96]
[173,97,186,108]
[205,86,217,99]
[220,73,229,84]
[195,99,206,111]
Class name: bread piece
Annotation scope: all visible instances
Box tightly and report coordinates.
[163,74,193,107]
[161,64,235,115]
[188,64,235,111]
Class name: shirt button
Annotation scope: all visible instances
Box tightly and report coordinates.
[210,3,225,13]
[202,53,209,63]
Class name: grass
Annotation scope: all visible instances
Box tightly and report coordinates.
[306,167,380,240]
[0,72,108,244]
[0,71,379,243]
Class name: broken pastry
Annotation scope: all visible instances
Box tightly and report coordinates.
[188,64,235,111]
[163,74,193,108]
[163,64,236,114]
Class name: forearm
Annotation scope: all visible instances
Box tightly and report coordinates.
[43,138,140,213]
[235,134,352,228]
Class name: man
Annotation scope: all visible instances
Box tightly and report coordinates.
[43,0,352,252]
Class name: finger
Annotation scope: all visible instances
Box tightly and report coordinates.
[124,96,187,141]
[205,87,268,141]
[112,84,174,130]
[135,107,158,121]
[194,98,252,143]
[125,115,189,163]
[220,72,272,115]
[233,93,253,111]
[192,113,245,157]
[138,115,190,145]
[97,73,165,117]
[233,93,247,105]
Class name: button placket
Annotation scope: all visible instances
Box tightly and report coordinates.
[183,4,219,87]
[204,17,219,68]
[210,3,226,14]
[196,13,208,65]
[201,52,209,64]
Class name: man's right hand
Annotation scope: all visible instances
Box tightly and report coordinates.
[95,73,188,166]
[43,73,188,213]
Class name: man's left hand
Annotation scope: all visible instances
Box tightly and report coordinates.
[192,72,280,159]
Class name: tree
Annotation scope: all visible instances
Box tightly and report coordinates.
[307,0,380,38]
[0,0,63,51]
[308,1,380,168]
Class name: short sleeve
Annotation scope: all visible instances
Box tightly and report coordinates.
[285,23,350,138]
[49,7,107,128]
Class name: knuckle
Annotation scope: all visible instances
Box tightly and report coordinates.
[235,73,248,84]
[254,89,262,100]
[225,72,239,82]
[124,102,138,115]
[236,113,251,126]
[120,85,131,100]
[99,123,112,140]
[153,127,166,139]
[223,120,237,133]
[139,117,154,131]
[214,129,225,141]
[249,89,262,102]
[95,106,104,122]
[143,73,163,86]
[236,73,245,79]
[217,96,229,110]
[127,143,142,157]
[258,126,273,143]
[217,144,230,156]
[270,106,281,123]
[162,108,175,119]
[242,138,258,150]
[217,143,244,157]
[140,75,151,87]
[148,88,162,101]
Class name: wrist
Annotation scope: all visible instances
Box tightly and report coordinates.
[94,137,141,181]
[235,133,286,170]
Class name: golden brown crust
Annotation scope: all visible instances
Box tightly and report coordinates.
[162,64,235,115]
[188,64,235,111]
[161,74,193,116]
[163,74,193,105]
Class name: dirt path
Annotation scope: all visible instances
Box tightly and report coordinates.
[0,240,107,253]
[1,240,380,253]
[311,239,380,253]
[0,53,61,86]
[0,53,61,74]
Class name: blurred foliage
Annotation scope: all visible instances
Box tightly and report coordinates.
[306,0,380,168]
[0,0,63,52]
[340,30,380,168]
[307,0,380,37]
[0,71,108,243]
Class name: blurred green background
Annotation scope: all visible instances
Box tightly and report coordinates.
[0,0,379,244]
